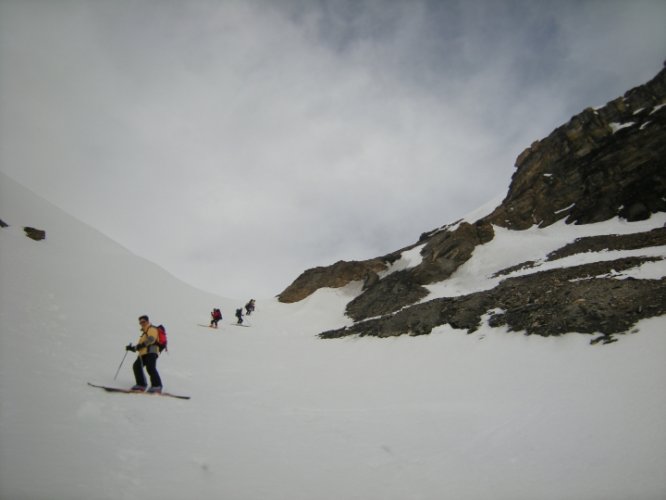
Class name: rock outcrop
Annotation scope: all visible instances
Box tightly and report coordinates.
[345,220,495,321]
[487,68,666,229]
[24,227,46,241]
[278,67,666,342]
[320,256,666,344]
[277,258,390,303]
[0,219,47,240]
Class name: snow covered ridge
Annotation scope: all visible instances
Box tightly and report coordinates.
[312,68,666,341]
[322,213,666,343]
[339,215,666,334]
[280,68,666,321]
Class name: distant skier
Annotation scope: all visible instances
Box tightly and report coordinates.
[126,315,163,393]
[235,308,244,325]
[245,299,256,316]
[210,308,222,328]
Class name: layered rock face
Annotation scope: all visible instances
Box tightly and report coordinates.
[278,68,666,342]
[278,258,391,303]
[487,68,666,229]
[344,220,495,320]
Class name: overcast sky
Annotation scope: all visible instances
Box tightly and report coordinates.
[1,0,665,299]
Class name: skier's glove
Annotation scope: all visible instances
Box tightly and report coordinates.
[126,343,136,352]
[136,343,146,349]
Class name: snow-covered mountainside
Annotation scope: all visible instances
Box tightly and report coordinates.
[280,68,666,344]
[321,212,666,341]
[1,172,665,500]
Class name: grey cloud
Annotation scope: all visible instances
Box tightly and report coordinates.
[1,0,665,298]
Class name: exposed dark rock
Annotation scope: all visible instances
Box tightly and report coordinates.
[320,257,665,342]
[345,220,495,321]
[278,67,666,343]
[486,68,666,229]
[546,227,666,261]
[413,221,494,284]
[277,258,390,303]
[493,227,666,277]
[24,227,46,241]
[345,270,430,320]
[0,219,8,228]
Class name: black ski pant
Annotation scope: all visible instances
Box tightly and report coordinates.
[132,353,162,388]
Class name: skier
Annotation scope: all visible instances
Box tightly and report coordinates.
[235,308,244,325]
[245,299,256,315]
[126,315,163,393]
[210,308,222,328]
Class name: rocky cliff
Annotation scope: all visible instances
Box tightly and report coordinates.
[279,67,666,343]
[487,67,666,229]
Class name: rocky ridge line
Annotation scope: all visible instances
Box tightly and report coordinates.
[278,67,666,342]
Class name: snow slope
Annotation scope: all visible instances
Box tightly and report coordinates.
[1,173,665,500]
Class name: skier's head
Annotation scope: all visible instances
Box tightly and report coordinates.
[138,315,150,326]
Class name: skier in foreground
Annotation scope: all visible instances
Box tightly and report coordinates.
[126,315,163,393]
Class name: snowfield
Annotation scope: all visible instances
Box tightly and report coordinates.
[1,173,665,500]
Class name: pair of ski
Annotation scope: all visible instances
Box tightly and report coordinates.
[87,382,190,400]
[198,323,250,328]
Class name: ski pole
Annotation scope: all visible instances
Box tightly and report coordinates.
[113,349,129,381]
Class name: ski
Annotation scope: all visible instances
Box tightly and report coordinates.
[87,382,190,400]
[197,324,219,329]
[232,323,250,327]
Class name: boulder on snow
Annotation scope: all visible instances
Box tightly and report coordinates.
[24,227,46,241]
